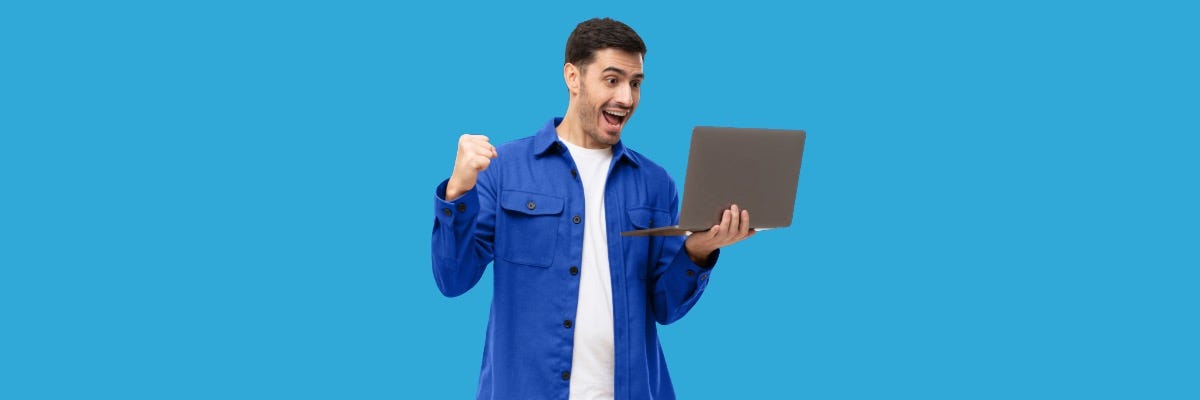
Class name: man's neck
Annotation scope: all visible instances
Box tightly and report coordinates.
[555,112,611,150]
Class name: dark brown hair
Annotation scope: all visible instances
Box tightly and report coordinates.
[564,18,647,70]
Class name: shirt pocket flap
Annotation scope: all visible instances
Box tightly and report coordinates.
[627,207,669,229]
[500,190,564,216]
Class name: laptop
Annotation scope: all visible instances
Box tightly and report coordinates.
[622,126,807,236]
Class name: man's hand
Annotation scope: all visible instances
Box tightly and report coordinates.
[445,134,498,201]
[684,204,756,265]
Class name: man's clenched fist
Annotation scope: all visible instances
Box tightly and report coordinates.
[445,134,498,201]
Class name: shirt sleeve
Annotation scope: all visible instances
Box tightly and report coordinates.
[430,170,498,297]
[649,183,721,325]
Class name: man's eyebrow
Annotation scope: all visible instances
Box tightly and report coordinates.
[602,66,645,80]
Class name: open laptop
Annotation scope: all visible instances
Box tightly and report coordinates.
[622,126,807,236]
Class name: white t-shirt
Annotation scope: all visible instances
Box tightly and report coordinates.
[562,140,615,400]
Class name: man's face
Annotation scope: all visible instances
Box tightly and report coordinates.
[571,48,644,147]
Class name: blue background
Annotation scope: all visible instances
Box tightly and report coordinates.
[2,1,1197,398]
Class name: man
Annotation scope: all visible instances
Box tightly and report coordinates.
[431,18,754,400]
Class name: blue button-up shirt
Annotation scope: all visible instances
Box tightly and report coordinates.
[432,118,719,400]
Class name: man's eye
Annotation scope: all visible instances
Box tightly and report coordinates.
[632,81,641,88]
[606,78,617,85]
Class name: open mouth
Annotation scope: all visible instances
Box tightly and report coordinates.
[602,109,627,129]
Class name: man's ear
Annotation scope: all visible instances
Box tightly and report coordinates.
[564,63,580,96]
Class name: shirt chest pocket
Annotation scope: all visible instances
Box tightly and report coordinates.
[498,190,564,268]
[625,207,671,280]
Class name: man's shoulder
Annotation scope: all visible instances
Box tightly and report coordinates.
[481,136,544,182]
[495,135,537,153]
[493,118,557,157]
[621,145,673,183]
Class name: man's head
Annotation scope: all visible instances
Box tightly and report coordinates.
[562,18,646,148]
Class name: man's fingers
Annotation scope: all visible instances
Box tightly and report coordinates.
[691,208,758,254]
[472,145,496,159]
[699,214,716,238]
[460,135,496,154]
[477,142,497,158]
[447,134,496,199]
[712,209,732,242]
[468,155,492,171]
[728,204,741,235]
[461,143,497,163]
[739,209,751,238]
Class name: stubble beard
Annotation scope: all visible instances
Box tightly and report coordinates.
[576,81,620,147]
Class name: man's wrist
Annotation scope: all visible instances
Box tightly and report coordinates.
[445,177,473,202]
[684,239,713,265]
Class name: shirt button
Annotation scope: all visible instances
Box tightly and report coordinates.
[561,371,571,381]
[571,169,578,178]
[573,215,581,224]
[569,266,579,276]
[686,269,695,277]
[527,201,536,210]
[563,319,572,328]
[442,208,452,217]
[457,203,467,212]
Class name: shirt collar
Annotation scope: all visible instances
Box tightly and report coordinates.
[534,117,641,168]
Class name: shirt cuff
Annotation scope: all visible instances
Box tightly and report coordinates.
[693,248,720,270]
[670,247,720,290]
[434,179,479,225]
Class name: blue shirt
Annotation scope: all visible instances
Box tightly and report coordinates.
[432,118,719,400]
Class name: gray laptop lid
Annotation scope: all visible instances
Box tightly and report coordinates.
[622,126,806,236]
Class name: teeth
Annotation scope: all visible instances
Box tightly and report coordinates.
[605,110,627,117]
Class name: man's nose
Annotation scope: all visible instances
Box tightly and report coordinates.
[614,84,633,106]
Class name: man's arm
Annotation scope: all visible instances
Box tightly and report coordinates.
[648,188,755,324]
[430,134,498,297]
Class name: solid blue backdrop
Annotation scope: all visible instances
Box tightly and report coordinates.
[2,1,1197,398]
